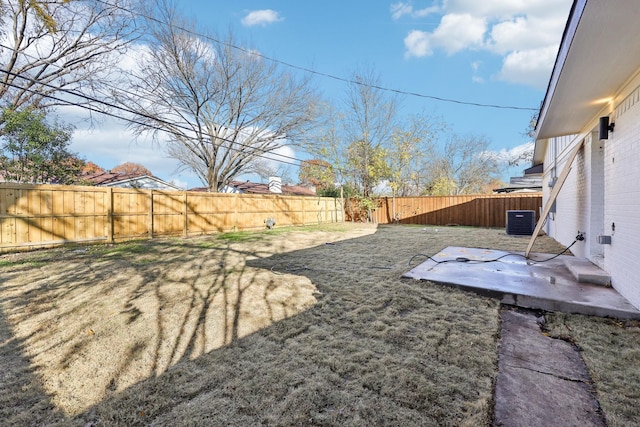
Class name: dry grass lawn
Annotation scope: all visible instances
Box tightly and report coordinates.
[0,223,638,426]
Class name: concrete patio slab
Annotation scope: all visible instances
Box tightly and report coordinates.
[403,246,640,319]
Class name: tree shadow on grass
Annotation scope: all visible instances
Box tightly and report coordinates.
[0,302,65,425]
[67,226,520,426]
[0,225,572,426]
[0,233,320,423]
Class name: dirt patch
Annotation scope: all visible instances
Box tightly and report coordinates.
[0,224,634,426]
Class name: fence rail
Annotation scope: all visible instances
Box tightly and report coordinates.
[366,193,542,227]
[0,183,344,251]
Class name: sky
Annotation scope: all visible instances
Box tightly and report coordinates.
[65,0,575,189]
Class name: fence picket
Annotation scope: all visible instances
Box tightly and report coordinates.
[0,183,346,251]
[350,194,542,228]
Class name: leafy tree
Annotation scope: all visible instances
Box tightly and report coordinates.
[2,0,71,32]
[387,114,445,197]
[123,2,319,191]
[81,161,105,175]
[298,159,335,192]
[423,134,501,195]
[425,175,458,196]
[0,107,84,184]
[112,162,152,177]
[346,139,390,197]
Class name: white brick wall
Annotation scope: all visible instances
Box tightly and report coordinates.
[604,91,640,307]
[544,85,640,309]
[543,134,589,258]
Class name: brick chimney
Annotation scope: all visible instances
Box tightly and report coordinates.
[268,176,282,194]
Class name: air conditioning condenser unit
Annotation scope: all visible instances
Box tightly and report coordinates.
[506,210,536,236]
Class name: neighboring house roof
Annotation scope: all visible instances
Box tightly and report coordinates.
[523,164,543,175]
[534,0,640,163]
[494,175,543,194]
[193,180,316,196]
[494,163,543,193]
[83,172,182,191]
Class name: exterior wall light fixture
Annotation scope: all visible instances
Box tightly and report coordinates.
[599,116,615,140]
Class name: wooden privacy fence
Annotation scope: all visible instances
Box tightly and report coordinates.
[368,193,542,227]
[0,183,344,251]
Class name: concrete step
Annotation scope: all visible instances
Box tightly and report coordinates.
[564,258,611,286]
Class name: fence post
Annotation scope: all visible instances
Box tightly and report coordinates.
[233,193,238,231]
[107,187,114,243]
[340,186,345,222]
[302,196,306,225]
[148,190,154,239]
[183,191,188,237]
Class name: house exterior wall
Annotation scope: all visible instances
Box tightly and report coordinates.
[603,86,640,307]
[543,84,640,309]
[543,133,589,257]
[220,185,243,194]
[104,177,180,191]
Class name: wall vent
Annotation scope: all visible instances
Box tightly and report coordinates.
[506,210,536,236]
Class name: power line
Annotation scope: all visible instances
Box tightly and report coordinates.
[0,38,317,167]
[93,0,538,112]
[0,72,310,169]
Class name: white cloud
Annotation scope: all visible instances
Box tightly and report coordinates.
[390,2,414,20]
[471,61,485,83]
[396,0,573,87]
[432,13,486,54]
[498,46,558,89]
[488,15,566,55]
[391,2,439,20]
[404,13,485,58]
[241,10,284,27]
[486,141,534,165]
[404,30,432,58]
[71,121,174,171]
[260,144,298,170]
[169,178,188,190]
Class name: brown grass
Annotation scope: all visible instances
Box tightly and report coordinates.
[0,224,636,426]
[544,313,640,427]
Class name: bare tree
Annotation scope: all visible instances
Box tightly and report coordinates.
[423,134,501,195]
[246,157,293,184]
[0,0,139,109]
[343,67,399,197]
[302,68,400,198]
[123,2,319,191]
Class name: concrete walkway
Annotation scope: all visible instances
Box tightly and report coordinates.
[493,309,606,426]
[402,247,640,426]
